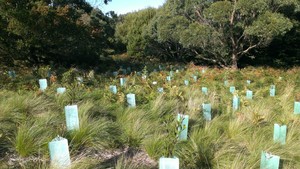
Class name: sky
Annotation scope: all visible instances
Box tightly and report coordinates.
[87,0,166,15]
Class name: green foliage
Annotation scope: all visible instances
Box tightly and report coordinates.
[1,0,298,68]
[203,1,233,23]
[176,126,218,168]
[116,108,152,148]
[115,8,156,57]
[178,0,297,68]
[156,15,189,43]
[0,0,116,66]
[246,12,293,39]
[61,68,82,84]
[36,65,51,79]
[141,65,148,77]
[11,121,51,157]
[161,114,180,157]
[112,0,299,68]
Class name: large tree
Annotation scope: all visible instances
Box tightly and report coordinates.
[176,0,299,68]
[179,0,299,68]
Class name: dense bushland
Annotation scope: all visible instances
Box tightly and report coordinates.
[0,0,299,69]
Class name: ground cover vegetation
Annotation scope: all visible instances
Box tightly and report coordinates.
[1,65,300,168]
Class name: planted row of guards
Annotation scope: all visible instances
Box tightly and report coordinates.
[8,68,300,169]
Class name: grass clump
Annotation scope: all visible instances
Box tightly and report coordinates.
[66,101,121,153]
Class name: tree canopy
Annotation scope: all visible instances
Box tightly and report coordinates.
[115,8,156,57]
[115,0,299,68]
[0,0,299,68]
[0,0,115,67]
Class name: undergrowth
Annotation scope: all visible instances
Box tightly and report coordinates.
[1,66,300,168]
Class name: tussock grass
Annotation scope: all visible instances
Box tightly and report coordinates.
[1,66,300,168]
[114,155,143,169]
[116,108,154,148]
[66,101,121,153]
[10,121,51,157]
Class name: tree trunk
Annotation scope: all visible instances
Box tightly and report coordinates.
[230,1,238,70]
[231,53,238,69]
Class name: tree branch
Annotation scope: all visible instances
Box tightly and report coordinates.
[194,7,210,25]
[237,32,245,44]
[237,43,258,56]
[230,0,236,25]
[230,0,237,47]
[192,48,229,68]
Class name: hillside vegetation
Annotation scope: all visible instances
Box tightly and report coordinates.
[1,65,300,168]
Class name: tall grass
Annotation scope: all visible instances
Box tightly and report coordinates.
[1,66,300,168]
[10,121,51,157]
[66,101,121,153]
